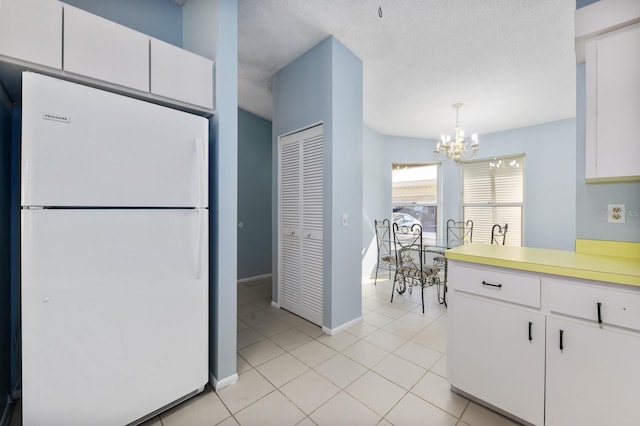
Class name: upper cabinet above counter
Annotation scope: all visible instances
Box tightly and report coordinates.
[0,0,214,115]
[576,0,640,183]
[575,0,640,63]
[63,5,150,93]
[0,0,62,69]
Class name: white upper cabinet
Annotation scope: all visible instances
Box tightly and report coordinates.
[151,39,213,110]
[63,4,150,92]
[0,1,214,112]
[585,24,640,182]
[0,0,62,69]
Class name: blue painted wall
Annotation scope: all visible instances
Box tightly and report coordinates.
[328,37,364,329]
[62,0,183,47]
[361,118,578,275]
[182,0,238,384]
[272,36,363,330]
[210,0,239,386]
[0,89,11,419]
[575,64,640,242]
[362,124,384,249]
[238,109,272,280]
[577,0,600,9]
[472,119,577,250]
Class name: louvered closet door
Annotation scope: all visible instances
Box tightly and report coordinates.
[278,124,323,326]
[279,136,301,315]
[300,128,323,325]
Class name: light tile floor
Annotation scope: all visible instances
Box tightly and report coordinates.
[9,277,522,425]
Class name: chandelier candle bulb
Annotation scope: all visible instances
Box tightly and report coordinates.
[434,103,480,164]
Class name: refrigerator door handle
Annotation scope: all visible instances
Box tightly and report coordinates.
[196,209,205,279]
[195,137,206,208]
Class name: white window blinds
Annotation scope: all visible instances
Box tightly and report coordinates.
[462,156,524,246]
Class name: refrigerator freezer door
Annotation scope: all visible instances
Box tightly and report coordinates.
[21,209,208,425]
[21,72,209,208]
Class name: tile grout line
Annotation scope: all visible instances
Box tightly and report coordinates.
[231,279,460,425]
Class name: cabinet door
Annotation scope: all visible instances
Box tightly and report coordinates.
[0,0,62,69]
[150,39,214,109]
[546,316,640,426]
[450,293,545,426]
[63,4,149,91]
[586,24,640,181]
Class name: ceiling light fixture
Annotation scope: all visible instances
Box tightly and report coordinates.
[434,103,479,163]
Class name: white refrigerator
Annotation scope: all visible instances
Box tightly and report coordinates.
[20,72,209,425]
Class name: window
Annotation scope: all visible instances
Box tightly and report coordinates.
[392,163,439,238]
[462,155,524,246]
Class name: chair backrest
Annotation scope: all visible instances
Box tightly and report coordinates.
[446,219,473,246]
[392,222,424,272]
[491,223,508,245]
[374,219,393,260]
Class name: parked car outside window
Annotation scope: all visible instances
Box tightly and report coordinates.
[392,212,422,229]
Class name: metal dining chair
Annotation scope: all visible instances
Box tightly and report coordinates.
[432,219,473,306]
[491,223,508,245]
[391,222,440,314]
[374,219,396,285]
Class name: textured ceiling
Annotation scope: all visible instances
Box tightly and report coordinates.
[238,0,577,139]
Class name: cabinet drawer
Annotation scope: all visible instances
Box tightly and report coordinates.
[150,39,214,109]
[546,279,640,331]
[452,264,540,308]
[63,5,149,92]
[0,0,62,69]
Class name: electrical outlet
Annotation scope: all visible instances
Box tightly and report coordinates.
[608,204,625,224]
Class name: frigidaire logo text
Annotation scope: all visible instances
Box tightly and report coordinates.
[42,112,70,123]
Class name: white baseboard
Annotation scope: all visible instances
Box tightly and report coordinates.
[322,316,363,335]
[237,273,272,284]
[210,372,239,392]
[270,301,280,309]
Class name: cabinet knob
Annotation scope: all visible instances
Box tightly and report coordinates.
[528,321,533,342]
[597,302,603,324]
[559,329,564,351]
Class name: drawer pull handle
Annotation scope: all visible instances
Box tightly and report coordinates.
[528,321,533,341]
[482,280,502,288]
[559,329,564,351]
[597,302,602,324]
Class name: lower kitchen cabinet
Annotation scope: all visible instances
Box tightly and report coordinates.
[545,316,640,426]
[451,293,545,426]
[449,260,640,425]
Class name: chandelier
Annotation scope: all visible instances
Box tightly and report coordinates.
[434,103,479,163]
